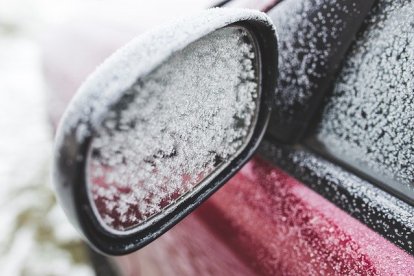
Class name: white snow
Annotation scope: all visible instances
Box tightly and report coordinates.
[0,36,93,276]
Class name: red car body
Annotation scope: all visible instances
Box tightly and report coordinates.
[114,158,413,275]
[44,0,414,274]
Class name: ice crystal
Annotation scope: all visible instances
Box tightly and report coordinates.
[87,26,259,232]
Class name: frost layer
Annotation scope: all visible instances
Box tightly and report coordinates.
[87,27,259,232]
[267,0,371,141]
[316,0,414,198]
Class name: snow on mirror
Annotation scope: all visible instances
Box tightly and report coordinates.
[87,26,260,233]
[53,8,277,254]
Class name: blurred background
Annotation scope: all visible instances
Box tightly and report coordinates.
[0,0,216,274]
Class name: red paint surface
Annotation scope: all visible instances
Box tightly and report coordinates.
[118,158,414,275]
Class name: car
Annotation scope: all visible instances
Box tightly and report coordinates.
[44,0,414,274]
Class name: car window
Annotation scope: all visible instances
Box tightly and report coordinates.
[308,0,414,204]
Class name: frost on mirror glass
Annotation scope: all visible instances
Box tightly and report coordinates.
[315,0,414,200]
[86,26,259,232]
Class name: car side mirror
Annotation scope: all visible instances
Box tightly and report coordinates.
[53,8,277,255]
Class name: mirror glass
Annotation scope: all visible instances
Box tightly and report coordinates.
[86,26,261,233]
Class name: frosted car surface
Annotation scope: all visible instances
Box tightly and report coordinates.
[314,0,414,203]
